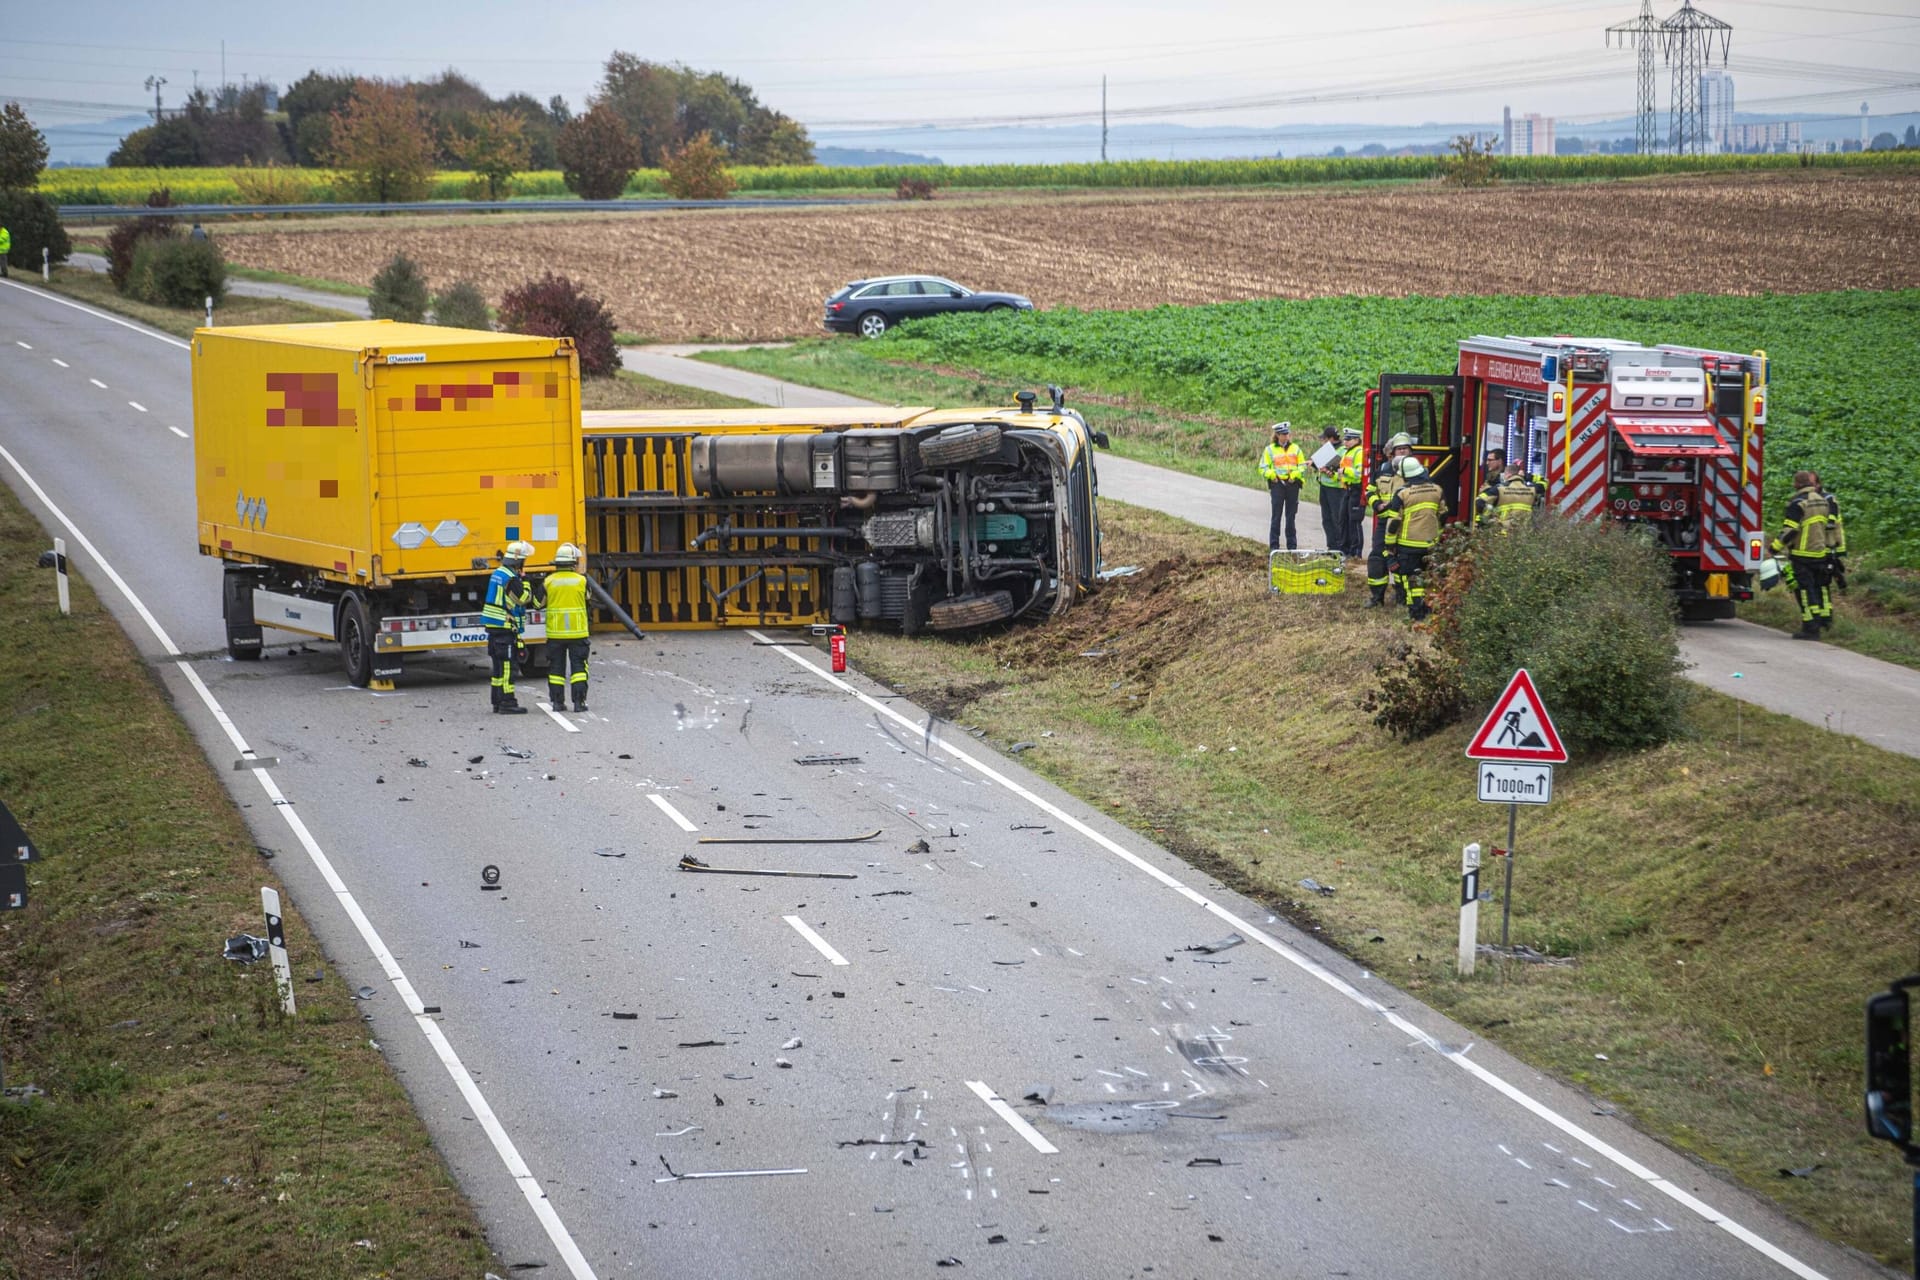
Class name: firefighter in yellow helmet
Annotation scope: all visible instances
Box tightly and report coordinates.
[1366,432,1415,606]
[543,543,593,712]
[483,540,536,714]
[1777,470,1839,639]
[1494,463,1540,527]
[1378,456,1449,621]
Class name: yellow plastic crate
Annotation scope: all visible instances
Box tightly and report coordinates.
[1269,550,1347,595]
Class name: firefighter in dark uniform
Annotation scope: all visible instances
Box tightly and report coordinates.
[1366,432,1414,605]
[1258,422,1306,551]
[1339,427,1367,559]
[1378,457,1449,621]
[1777,470,1839,638]
[483,540,535,713]
[1473,448,1507,525]
[1314,425,1345,552]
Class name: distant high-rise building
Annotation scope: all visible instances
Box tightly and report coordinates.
[1501,108,1556,157]
[1700,70,1734,153]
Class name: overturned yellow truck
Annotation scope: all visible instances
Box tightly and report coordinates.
[192,322,1104,685]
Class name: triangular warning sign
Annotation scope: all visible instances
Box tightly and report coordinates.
[1465,668,1568,763]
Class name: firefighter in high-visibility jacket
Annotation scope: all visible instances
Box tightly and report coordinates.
[1777,470,1840,639]
[1378,457,1449,621]
[1472,448,1508,525]
[542,543,593,712]
[483,541,535,714]
[1365,432,1414,606]
[1494,465,1540,527]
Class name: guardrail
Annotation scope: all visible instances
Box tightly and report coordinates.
[56,196,871,221]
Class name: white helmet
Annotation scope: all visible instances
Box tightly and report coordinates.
[554,542,581,566]
[1398,456,1428,481]
[504,540,536,562]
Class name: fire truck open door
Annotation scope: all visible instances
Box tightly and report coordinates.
[1367,375,1464,509]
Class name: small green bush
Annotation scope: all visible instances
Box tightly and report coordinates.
[126,235,226,308]
[431,280,492,330]
[0,189,73,271]
[104,218,176,289]
[369,253,430,322]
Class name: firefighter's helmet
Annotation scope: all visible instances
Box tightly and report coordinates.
[1385,432,1415,450]
[504,540,535,563]
[1398,456,1428,480]
[554,542,581,566]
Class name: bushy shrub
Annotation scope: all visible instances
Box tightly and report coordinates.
[0,190,72,272]
[1366,513,1688,752]
[432,279,492,330]
[1359,636,1462,740]
[556,105,641,201]
[498,272,619,378]
[661,132,734,200]
[105,217,175,289]
[368,253,430,322]
[127,235,226,308]
[895,177,937,200]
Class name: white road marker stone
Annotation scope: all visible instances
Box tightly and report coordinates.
[964,1081,1057,1155]
[751,628,1835,1280]
[0,442,600,1280]
[648,793,698,832]
[784,915,850,967]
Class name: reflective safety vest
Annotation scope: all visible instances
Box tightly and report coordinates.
[1496,477,1538,525]
[482,565,524,630]
[1259,442,1305,484]
[0,227,11,255]
[1339,444,1364,487]
[1473,480,1502,525]
[542,571,590,640]
[1369,473,1406,544]
[1395,481,1447,548]
[1778,486,1836,558]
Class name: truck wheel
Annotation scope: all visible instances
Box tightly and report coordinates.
[919,423,1003,468]
[336,593,375,687]
[928,590,1015,631]
[222,570,263,661]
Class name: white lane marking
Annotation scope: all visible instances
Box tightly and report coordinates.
[51,358,69,368]
[0,278,191,349]
[168,426,189,439]
[752,629,1832,1280]
[89,378,107,389]
[538,703,581,733]
[647,792,698,832]
[128,401,147,413]
[964,1081,1058,1155]
[15,340,30,349]
[783,915,850,967]
[0,443,599,1280]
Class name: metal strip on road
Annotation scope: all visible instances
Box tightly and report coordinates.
[0,440,600,1280]
[782,915,850,967]
[965,1081,1059,1155]
[748,630,1833,1280]
[648,793,699,832]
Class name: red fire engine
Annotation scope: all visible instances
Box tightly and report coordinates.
[1363,336,1768,619]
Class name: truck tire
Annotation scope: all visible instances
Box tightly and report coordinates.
[918,423,1003,468]
[928,590,1015,631]
[222,570,263,661]
[336,592,375,688]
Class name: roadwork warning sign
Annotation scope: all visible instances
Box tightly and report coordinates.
[1465,669,1568,763]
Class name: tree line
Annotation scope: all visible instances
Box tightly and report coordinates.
[106,54,813,200]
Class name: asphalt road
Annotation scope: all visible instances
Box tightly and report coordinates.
[0,281,1894,1280]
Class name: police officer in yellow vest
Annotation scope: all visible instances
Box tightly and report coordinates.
[1378,457,1449,621]
[1365,432,1414,606]
[0,224,11,277]
[542,542,593,711]
[1777,470,1839,639]
[1259,422,1306,551]
[1338,428,1367,558]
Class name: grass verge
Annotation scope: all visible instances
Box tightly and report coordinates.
[0,488,496,1276]
[36,267,361,338]
[839,500,1920,1268]
[580,369,758,411]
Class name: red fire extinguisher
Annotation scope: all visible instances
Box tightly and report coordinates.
[830,626,847,674]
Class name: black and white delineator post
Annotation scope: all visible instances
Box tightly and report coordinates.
[1465,670,1567,955]
[261,886,296,1016]
[1458,842,1482,976]
[0,801,41,1098]
[53,537,69,615]
[1865,974,1919,1280]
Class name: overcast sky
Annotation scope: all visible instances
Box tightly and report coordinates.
[7,0,1917,136]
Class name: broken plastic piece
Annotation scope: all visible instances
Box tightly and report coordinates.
[652,1088,679,1099]
[655,1155,807,1183]
[222,933,269,963]
[1007,742,1035,754]
[1022,1085,1053,1104]
[697,829,880,845]
[1298,877,1336,897]
[1186,933,1244,955]
[407,757,428,767]
[612,1012,639,1020]
[781,1037,802,1050]
[677,1039,727,1048]
[906,838,931,854]
[502,746,533,759]
[794,754,861,766]
[679,854,857,880]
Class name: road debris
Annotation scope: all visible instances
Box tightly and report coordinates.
[775,1058,793,1068]
[222,933,269,963]
[1186,1157,1229,1167]
[592,848,627,858]
[871,889,912,898]
[679,854,857,880]
[936,1258,964,1268]
[1185,933,1245,955]
[1022,1085,1053,1104]
[351,985,377,1000]
[1298,877,1337,897]
[1778,1165,1820,1178]
[1008,742,1035,754]
[795,754,861,766]
[407,757,429,767]
[502,746,533,760]
[611,1012,639,1020]
[652,1089,679,1099]
[468,755,485,764]
[782,1037,802,1050]
[655,1156,807,1183]
[677,1039,727,1049]
[697,829,881,845]
[907,838,931,854]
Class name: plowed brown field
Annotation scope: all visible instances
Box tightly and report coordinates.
[221,172,1920,341]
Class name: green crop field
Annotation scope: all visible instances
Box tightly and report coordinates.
[35,149,1918,206]
[875,290,1920,563]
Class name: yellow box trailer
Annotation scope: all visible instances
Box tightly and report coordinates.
[192,321,583,685]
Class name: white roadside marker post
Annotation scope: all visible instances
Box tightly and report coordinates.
[1458,842,1481,976]
[205,295,213,328]
[261,886,296,1016]
[52,537,69,615]
[41,247,49,282]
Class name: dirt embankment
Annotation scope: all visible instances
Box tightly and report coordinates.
[218,171,1920,341]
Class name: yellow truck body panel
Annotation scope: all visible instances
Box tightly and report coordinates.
[193,321,583,583]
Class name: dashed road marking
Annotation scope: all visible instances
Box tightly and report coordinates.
[784,915,849,967]
[168,426,189,439]
[89,377,107,389]
[647,792,698,832]
[51,358,68,367]
[965,1080,1057,1155]
[128,401,147,412]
